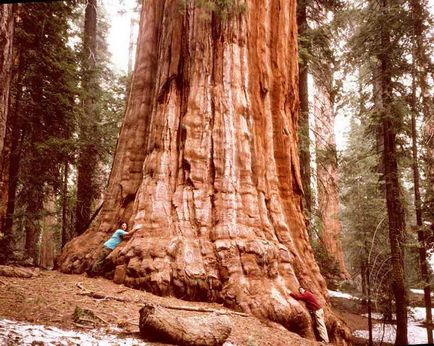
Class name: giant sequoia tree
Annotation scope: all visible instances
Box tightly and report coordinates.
[313,81,350,280]
[58,1,350,342]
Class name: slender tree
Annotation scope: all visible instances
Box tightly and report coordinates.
[346,1,410,343]
[409,0,432,341]
[58,1,351,342]
[410,0,434,228]
[377,2,408,342]
[410,63,433,343]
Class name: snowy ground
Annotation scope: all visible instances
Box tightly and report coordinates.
[410,288,434,296]
[344,289,434,345]
[0,319,148,346]
[353,322,430,345]
[328,289,359,300]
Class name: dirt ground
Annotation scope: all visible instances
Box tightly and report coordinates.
[0,269,372,345]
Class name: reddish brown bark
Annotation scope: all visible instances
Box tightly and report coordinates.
[0,4,14,234]
[58,1,350,343]
[313,82,350,280]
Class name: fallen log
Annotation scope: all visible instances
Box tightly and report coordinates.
[0,265,39,278]
[139,303,232,346]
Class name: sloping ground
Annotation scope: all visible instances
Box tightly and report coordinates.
[0,270,318,345]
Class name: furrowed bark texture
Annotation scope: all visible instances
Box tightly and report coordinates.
[58,1,350,343]
[0,4,14,233]
[313,82,350,280]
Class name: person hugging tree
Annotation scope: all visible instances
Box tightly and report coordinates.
[88,222,137,276]
[290,286,329,343]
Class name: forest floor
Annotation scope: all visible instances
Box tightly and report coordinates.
[0,269,389,345]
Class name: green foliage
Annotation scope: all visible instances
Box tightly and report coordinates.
[11,2,79,193]
[311,238,342,280]
[5,1,126,260]
[340,117,389,273]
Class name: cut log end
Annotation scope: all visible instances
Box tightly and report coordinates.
[139,303,232,346]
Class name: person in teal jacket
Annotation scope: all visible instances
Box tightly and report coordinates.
[89,222,135,276]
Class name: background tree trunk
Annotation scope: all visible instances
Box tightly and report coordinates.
[410,0,434,227]
[62,162,69,247]
[0,4,14,238]
[379,1,408,342]
[410,61,433,344]
[410,1,433,341]
[313,81,350,280]
[75,0,99,236]
[296,0,312,217]
[39,187,57,269]
[58,1,350,343]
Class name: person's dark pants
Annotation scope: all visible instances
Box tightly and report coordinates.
[90,247,112,275]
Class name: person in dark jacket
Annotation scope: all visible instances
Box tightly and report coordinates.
[290,286,329,343]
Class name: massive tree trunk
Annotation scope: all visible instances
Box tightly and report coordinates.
[58,1,350,343]
[296,0,312,217]
[75,0,99,236]
[0,4,14,235]
[313,81,350,280]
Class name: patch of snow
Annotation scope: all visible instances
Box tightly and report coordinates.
[353,321,430,345]
[410,307,434,322]
[328,290,358,300]
[410,288,434,296]
[361,312,390,320]
[0,319,147,345]
[361,307,434,322]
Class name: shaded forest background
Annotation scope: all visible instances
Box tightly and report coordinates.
[0,0,433,344]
